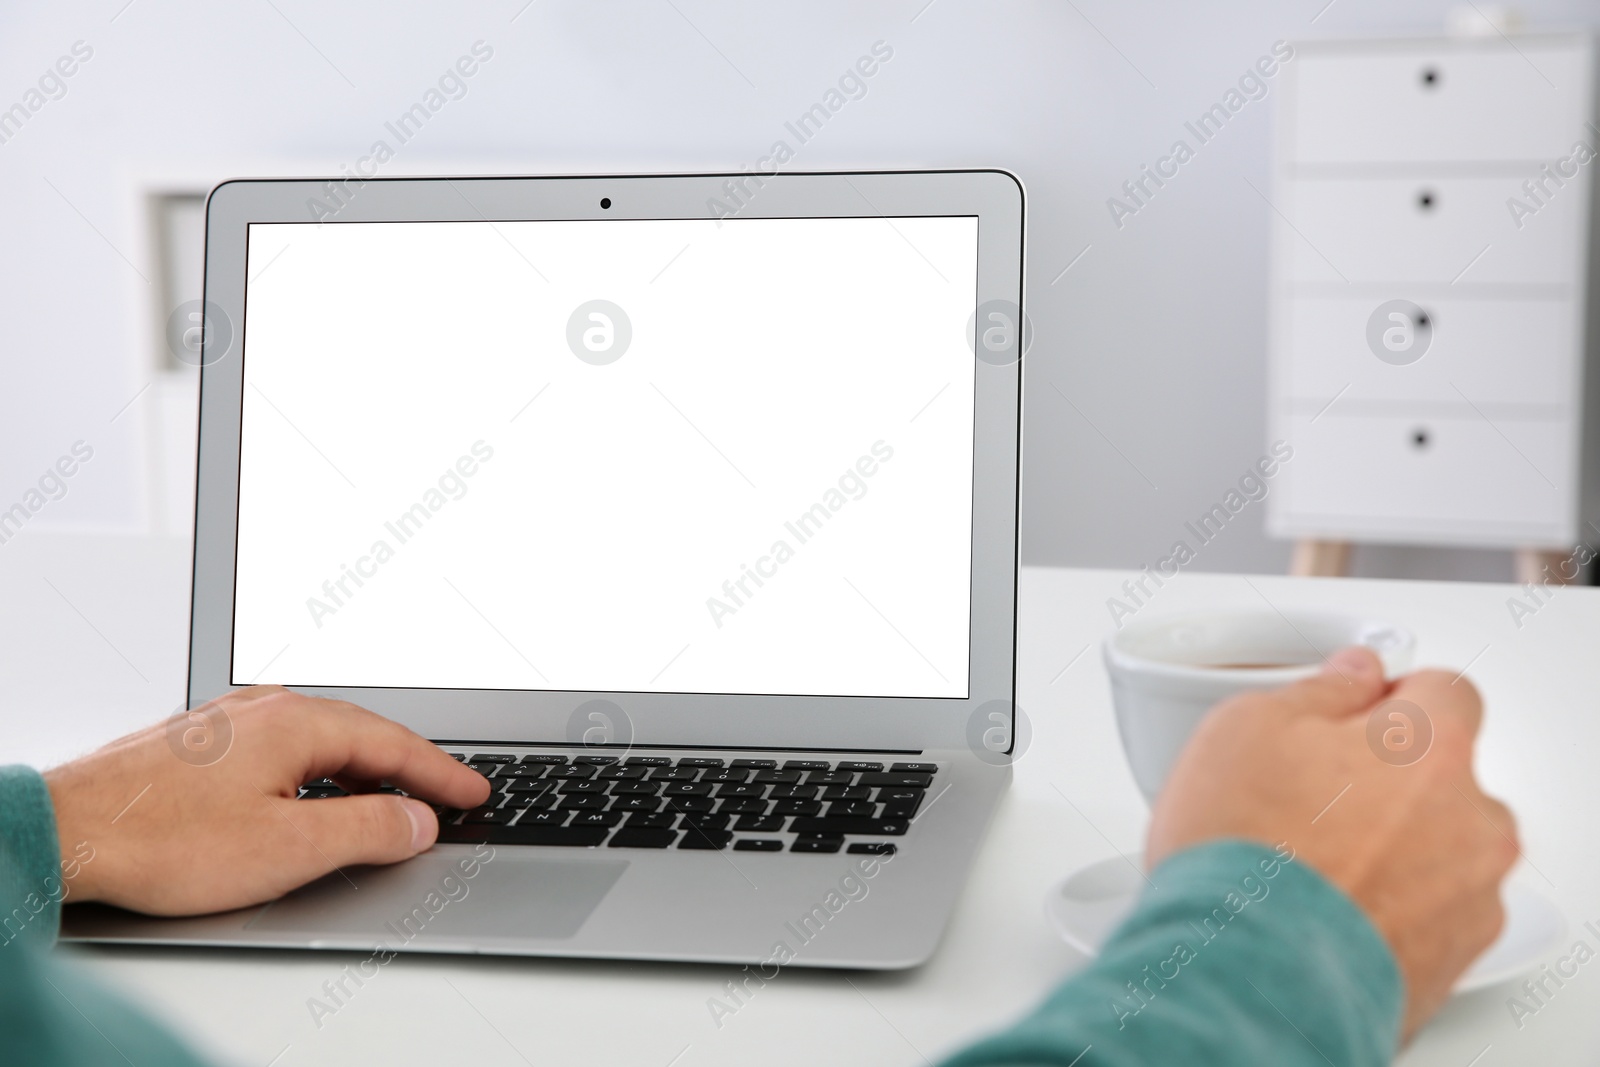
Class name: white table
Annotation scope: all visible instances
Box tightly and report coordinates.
[3,533,1595,1066]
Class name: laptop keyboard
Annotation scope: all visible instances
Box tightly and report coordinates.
[296,753,939,854]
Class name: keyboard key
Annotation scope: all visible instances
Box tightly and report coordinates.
[557,794,608,811]
[682,813,731,831]
[875,787,925,803]
[825,801,876,818]
[663,796,716,813]
[714,783,765,798]
[768,785,818,800]
[789,817,909,836]
[624,756,673,767]
[881,800,921,820]
[470,754,517,763]
[730,759,777,769]
[546,765,598,780]
[772,799,821,816]
[649,767,701,782]
[487,825,608,846]
[805,772,853,786]
[791,835,843,853]
[570,811,625,828]
[446,752,467,762]
[465,807,513,824]
[625,812,678,830]
[661,782,713,797]
[733,839,784,852]
[890,763,938,774]
[678,758,725,769]
[610,796,662,812]
[678,827,733,849]
[717,798,768,815]
[573,755,620,765]
[859,773,932,788]
[597,766,648,780]
[836,761,883,773]
[782,760,832,771]
[733,815,785,832]
[467,761,503,777]
[503,779,556,794]
[437,823,489,843]
[510,793,559,811]
[516,810,569,826]
[610,828,677,848]
[298,787,343,800]
[609,781,661,796]
[753,770,802,784]
[821,786,872,801]
[701,769,751,784]
[848,843,897,855]
[557,779,609,794]
[520,754,569,765]
[499,764,548,778]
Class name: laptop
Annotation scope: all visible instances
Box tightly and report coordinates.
[64,170,1025,969]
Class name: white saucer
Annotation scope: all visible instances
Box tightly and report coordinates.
[1044,852,1566,993]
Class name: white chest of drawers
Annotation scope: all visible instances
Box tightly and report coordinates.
[1265,33,1599,560]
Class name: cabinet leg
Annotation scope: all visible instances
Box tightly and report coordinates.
[1291,539,1352,577]
[1514,548,1578,586]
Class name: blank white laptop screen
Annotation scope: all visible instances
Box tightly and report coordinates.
[230,216,977,699]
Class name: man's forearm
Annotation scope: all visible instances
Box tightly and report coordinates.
[941,840,1403,1067]
[0,764,215,1066]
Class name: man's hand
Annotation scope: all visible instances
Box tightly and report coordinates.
[1147,647,1518,1041]
[44,686,490,916]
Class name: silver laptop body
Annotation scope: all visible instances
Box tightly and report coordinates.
[65,170,1024,969]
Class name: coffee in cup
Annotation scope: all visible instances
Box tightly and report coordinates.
[1102,609,1414,803]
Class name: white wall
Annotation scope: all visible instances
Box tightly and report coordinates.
[2,0,1596,578]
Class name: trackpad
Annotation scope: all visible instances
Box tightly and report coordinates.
[246,850,627,942]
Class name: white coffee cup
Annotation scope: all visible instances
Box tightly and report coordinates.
[1103,609,1415,803]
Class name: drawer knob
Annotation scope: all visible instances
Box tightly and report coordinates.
[1420,67,1441,88]
[1417,189,1437,211]
[1412,428,1430,449]
[1366,300,1433,365]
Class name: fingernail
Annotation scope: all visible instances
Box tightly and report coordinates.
[1324,646,1378,679]
[403,800,434,853]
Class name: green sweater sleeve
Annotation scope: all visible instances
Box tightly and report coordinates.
[942,839,1403,1067]
[0,765,65,949]
[1,765,214,1067]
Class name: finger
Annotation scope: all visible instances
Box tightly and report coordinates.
[1277,645,1388,719]
[1478,792,1518,845]
[294,702,490,809]
[281,793,436,872]
[1465,789,1521,873]
[230,683,292,702]
[1388,669,1484,740]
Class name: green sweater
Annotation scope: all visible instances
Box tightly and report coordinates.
[941,839,1402,1066]
[0,767,211,1067]
[0,765,1401,1065]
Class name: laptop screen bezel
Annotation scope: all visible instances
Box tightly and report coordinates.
[190,171,1023,753]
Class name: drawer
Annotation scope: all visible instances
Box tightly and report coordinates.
[1281,177,1586,286]
[1270,412,1572,543]
[1278,296,1579,408]
[1288,40,1592,164]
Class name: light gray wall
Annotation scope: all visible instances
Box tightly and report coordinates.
[2,1,1595,578]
